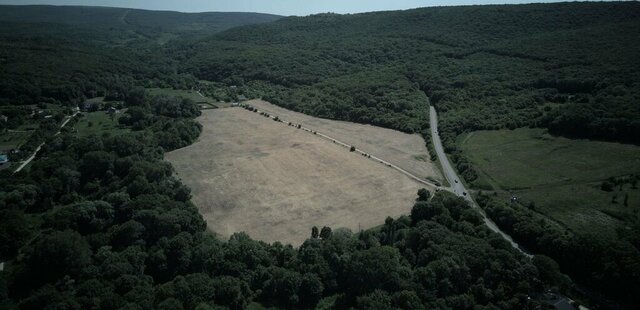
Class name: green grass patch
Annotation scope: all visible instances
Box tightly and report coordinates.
[74,111,129,137]
[458,128,640,189]
[85,97,106,104]
[459,128,640,235]
[0,131,30,151]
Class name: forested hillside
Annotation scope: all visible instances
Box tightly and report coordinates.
[0,90,566,308]
[0,5,281,40]
[1,2,639,309]
[177,3,640,307]
[182,1,640,146]
[0,5,280,107]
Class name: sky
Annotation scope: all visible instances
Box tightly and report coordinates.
[0,0,572,16]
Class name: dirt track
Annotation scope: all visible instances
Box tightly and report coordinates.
[166,104,442,245]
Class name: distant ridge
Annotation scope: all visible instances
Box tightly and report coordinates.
[0,5,281,34]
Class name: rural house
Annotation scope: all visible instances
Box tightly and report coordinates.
[82,101,101,112]
[0,154,8,165]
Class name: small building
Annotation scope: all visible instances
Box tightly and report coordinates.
[0,114,7,122]
[237,95,247,101]
[82,101,101,112]
[0,154,8,165]
[82,102,92,111]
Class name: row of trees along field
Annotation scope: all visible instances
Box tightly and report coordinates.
[0,90,569,309]
[0,2,638,308]
[177,3,640,307]
[476,193,640,307]
[181,1,640,179]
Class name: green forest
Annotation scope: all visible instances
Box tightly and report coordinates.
[183,2,640,145]
[1,91,566,309]
[177,5,640,306]
[1,2,639,309]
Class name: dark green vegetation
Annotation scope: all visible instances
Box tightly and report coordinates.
[73,111,129,137]
[183,2,640,147]
[2,121,562,308]
[476,192,640,308]
[1,2,639,308]
[181,1,640,195]
[0,5,278,163]
[0,91,567,309]
[178,2,640,307]
[146,88,223,109]
[459,128,640,306]
[0,5,281,44]
[0,5,279,107]
[0,103,75,162]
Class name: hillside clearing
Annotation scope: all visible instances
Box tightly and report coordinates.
[458,128,640,236]
[166,105,441,245]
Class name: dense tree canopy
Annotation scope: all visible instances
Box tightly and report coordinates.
[0,91,562,307]
[182,2,640,148]
[1,2,638,309]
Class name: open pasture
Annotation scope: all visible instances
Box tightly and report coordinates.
[458,128,640,236]
[166,105,441,245]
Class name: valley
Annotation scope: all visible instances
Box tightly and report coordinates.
[1,2,639,309]
[166,102,442,245]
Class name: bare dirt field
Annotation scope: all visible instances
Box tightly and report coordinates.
[166,103,442,245]
[249,100,442,182]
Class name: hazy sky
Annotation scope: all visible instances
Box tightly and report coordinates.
[0,0,571,15]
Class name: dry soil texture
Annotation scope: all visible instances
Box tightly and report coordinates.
[249,100,442,182]
[166,103,441,245]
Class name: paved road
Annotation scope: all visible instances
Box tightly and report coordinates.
[242,103,530,256]
[429,106,532,257]
[13,110,79,174]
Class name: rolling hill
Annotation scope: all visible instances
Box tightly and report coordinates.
[0,5,281,107]
[1,2,639,309]
[183,1,640,145]
[0,5,281,40]
[178,2,640,306]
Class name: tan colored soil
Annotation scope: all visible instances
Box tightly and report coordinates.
[249,100,442,182]
[165,103,441,245]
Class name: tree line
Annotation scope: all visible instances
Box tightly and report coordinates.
[476,192,640,307]
[0,89,569,309]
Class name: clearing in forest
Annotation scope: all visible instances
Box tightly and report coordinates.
[458,128,640,237]
[165,101,442,245]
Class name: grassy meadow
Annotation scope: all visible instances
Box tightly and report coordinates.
[458,128,640,235]
[74,111,129,137]
[0,131,30,151]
